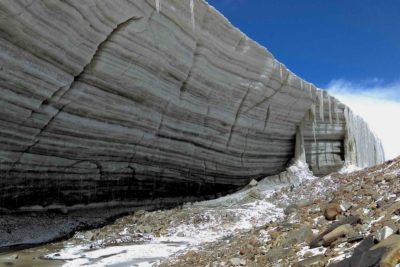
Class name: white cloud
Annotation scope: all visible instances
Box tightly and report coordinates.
[327,79,400,160]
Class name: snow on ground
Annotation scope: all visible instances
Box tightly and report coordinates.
[43,161,316,267]
[338,163,362,174]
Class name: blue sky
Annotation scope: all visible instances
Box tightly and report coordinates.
[207,0,400,159]
[207,0,400,89]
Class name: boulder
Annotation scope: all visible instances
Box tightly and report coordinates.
[324,203,342,221]
[322,224,354,246]
[376,226,395,242]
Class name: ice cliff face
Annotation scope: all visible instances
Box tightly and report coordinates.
[0,0,384,210]
[344,108,385,168]
[301,91,385,175]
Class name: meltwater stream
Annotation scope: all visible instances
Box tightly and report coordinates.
[0,162,315,267]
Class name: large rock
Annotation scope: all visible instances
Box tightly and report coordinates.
[0,0,384,210]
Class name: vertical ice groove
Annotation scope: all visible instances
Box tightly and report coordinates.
[311,104,316,124]
[344,107,385,168]
[312,122,317,144]
[310,104,317,144]
[319,90,324,121]
[301,80,303,90]
[279,64,283,83]
[336,110,339,124]
[155,0,161,13]
[190,0,195,31]
[328,95,332,124]
[332,100,338,124]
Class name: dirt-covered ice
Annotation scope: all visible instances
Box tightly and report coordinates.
[0,161,315,267]
[3,158,398,267]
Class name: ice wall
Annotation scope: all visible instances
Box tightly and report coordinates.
[344,108,385,167]
[301,90,384,175]
[0,0,385,209]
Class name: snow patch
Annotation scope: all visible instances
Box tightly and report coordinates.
[45,161,316,266]
[296,246,326,259]
[338,164,362,174]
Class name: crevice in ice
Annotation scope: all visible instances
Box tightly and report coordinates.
[242,62,290,114]
[308,104,317,145]
[226,83,252,147]
[295,123,306,162]
[178,37,198,99]
[11,16,143,169]
[156,102,170,135]
[241,129,250,166]
[178,5,207,99]
[264,105,271,131]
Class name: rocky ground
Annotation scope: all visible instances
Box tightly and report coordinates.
[1,157,399,267]
[161,157,400,267]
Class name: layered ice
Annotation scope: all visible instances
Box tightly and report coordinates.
[344,108,385,167]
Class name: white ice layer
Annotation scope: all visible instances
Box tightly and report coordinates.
[319,90,324,121]
[333,100,339,124]
[338,163,362,174]
[310,104,317,124]
[190,0,195,30]
[308,104,317,144]
[155,0,161,13]
[344,107,385,168]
